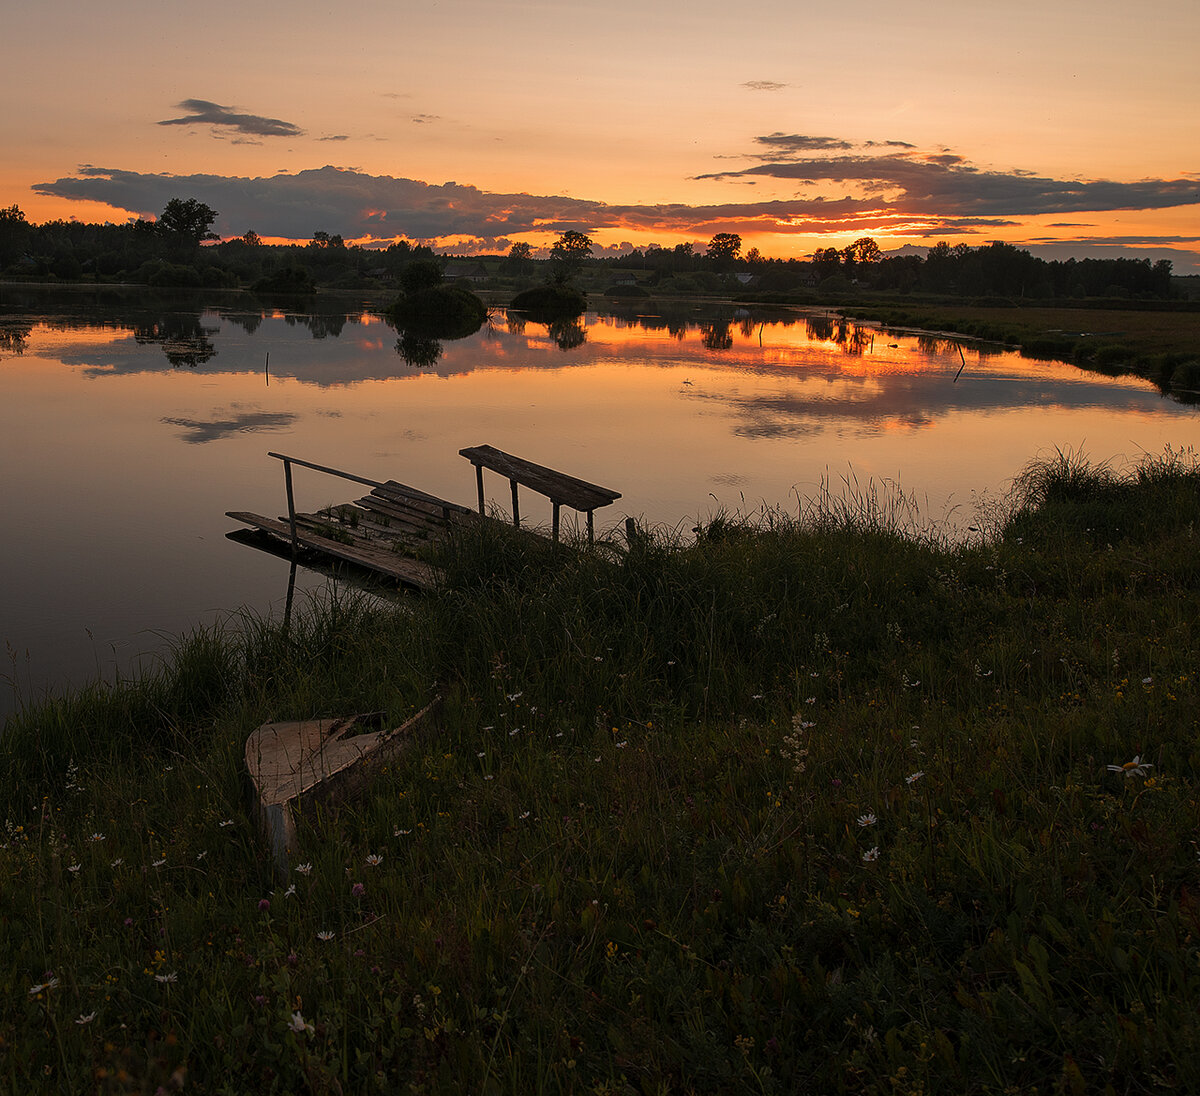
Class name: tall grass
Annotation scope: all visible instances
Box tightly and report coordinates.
[1,449,1199,1093]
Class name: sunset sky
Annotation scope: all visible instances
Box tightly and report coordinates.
[5,0,1199,269]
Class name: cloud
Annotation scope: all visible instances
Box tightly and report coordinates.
[319,134,351,143]
[742,80,787,91]
[31,129,1200,257]
[158,99,304,139]
[700,136,1200,219]
[754,133,853,153]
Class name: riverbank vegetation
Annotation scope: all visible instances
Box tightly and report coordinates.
[2,449,1199,1092]
[843,302,1200,399]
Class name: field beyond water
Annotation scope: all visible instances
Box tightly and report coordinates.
[842,302,1200,397]
[2,450,1199,1094]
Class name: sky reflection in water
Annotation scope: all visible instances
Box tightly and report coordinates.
[1,294,1195,717]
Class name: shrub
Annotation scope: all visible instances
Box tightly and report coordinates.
[389,284,487,338]
[509,284,587,319]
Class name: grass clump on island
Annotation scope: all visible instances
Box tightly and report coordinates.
[3,448,1200,1093]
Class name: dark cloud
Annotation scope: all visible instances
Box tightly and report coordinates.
[700,141,1200,219]
[158,99,304,139]
[743,81,787,91]
[755,133,854,153]
[319,134,351,143]
[30,131,1200,262]
[411,114,440,124]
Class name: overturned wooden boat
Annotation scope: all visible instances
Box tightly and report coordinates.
[246,698,441,876]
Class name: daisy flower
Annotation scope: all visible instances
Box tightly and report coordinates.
[1107,755,1153,777]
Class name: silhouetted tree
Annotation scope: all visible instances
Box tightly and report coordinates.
[706,233,741,271]
[505,241,534,276]
[0,204,31,267]
[159,198,219,244]
[399,259,443,296]
[842,237,881,267]
[550,231,594,283]
[812,247,843,279]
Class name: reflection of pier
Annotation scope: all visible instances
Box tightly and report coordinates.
[226,447,621,589]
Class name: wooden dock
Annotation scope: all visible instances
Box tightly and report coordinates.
[226,447,622,588]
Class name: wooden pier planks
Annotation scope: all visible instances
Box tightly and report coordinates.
[225,510,442,589]
[227,447,622,585]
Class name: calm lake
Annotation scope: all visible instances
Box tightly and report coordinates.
[2,286,1196,720]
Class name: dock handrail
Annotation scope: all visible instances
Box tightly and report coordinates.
[268,452,387,554]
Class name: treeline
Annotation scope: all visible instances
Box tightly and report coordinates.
[0,201,1181,302]
[0,203,440,292]
[613,237,1178,301]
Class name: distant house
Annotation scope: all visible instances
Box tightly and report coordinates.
[610,271,639,286]
[442,261,489,284]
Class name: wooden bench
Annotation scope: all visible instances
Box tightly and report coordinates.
[459,444,621,543]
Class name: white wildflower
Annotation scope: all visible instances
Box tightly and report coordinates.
[1107,756,1154,777]
[289,1010,314,1036]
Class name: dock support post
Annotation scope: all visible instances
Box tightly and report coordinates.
[283,458,299,556]
[552,502,560,543]
[474,463,485,514]
[509,478,520,527]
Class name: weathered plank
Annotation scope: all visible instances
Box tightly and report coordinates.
[225,511,441,589]
[375,480,475,518]
[459,444,621,512]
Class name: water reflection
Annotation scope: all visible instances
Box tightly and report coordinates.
[396,330,442,368]
[133,314,219,368]
[2,286,1196,718]
[548,316,586,350]
[701,322,733,351]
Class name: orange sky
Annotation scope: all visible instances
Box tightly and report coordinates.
[4,0,1199,269]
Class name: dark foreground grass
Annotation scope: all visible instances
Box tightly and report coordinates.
[2,448,1200,1094]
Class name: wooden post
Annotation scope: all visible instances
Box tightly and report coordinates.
[552,502,560,543]
[586,510,594,545]
[474,463,485,513]
[510,478,520,527]
[283,458,298,556]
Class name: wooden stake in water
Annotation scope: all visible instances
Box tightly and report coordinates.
[954,344,967,382]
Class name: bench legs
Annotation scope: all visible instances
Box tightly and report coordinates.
[471,460,597,545]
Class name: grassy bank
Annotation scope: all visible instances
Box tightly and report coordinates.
[2,449,1200,1094]
[842,302,1200,398]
